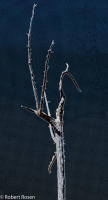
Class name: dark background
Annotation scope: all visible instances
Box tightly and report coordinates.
[0,0,108,199]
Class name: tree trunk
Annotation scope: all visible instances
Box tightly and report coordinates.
[56,132,66,200]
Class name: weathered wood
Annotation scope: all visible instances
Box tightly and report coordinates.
[21,4,81,200]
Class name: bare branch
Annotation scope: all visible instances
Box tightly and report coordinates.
[27,3,39,110]
[60,63,82,94]
[21,104,54,125]
[40,40,54,113]
[21,105,36,114]
[56,63,81,124]
[44,92,56,143]
[48,152,57,174]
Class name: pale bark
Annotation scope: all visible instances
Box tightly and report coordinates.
[21,4,81,200]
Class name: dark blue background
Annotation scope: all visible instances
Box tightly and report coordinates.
[0,0,108,199]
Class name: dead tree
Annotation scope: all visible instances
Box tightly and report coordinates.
[21,4,81,200]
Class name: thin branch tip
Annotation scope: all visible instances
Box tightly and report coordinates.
[21,105,25,109]
[52,40,54,45]
[33,3,37,8]
[65,63,69,71]
[79,88,82,93]
[21,105,36,114]
[32,3,37,12]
